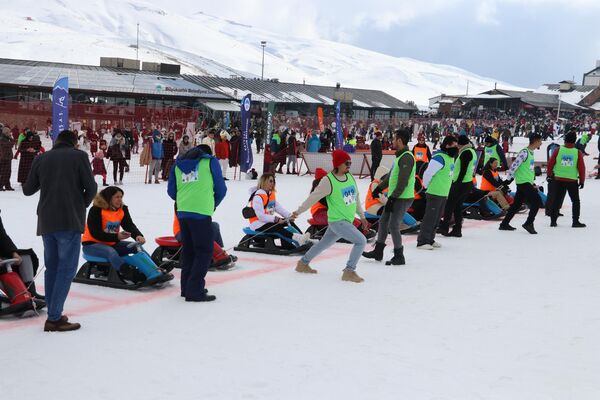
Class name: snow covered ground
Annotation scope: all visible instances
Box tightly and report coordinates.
[2,137,600,399]
[0,0,523,105]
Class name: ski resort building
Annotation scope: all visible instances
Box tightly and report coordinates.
[0,57,416,131]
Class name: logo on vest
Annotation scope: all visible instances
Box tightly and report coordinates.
[181,167,199,183]
[266,200,276,215]
[416,151,424,159]
[560,155,574,167]
[341,186,357,206]
[104,220,121,234]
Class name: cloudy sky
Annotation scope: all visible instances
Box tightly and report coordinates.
[163,0,600,88]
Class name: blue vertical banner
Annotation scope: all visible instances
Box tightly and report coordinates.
[240,94,253,172]
[335,100,343,149]
[51,76,69,141]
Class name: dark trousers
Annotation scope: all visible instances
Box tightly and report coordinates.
[371,158,381,181]
[545,179,558,216]
[417,194,446,246]
[113,159,125,182]
[441,182,473,230]
[180,217,214,299]
[0,159,11,189]
[551,181,580,222]
[502,183,541,226]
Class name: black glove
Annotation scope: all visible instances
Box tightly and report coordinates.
[503,178,513,186]
[546,175,553,183]
[371,187,381,199]
[579,182,584,189]
[384,197,396,212]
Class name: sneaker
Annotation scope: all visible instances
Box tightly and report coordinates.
[572,221,586,228]
[185,294,216,302]
[295,260,317,273]
[522,223,537,234]
[44,319,81,332]
[292,233,311,246]
[499,224,516,231]
[416,243,434,250]
[432,241,442,248]
[341,270,364,283]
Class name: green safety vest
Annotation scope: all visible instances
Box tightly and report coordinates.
[453,147,477,183]
[553,146,579,180]
[326,172,358,223]
[427,153,455,197]
[388,151,416,199]
[580,133,591,146]
[483,145,500,166]
[175,158,215,216]
[514,148,535,184]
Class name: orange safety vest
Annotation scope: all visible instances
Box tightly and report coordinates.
[248,191,277,224]
[413,145,430,163]
[414,175,424,200]
[173,213,180,237]
[480,170,499,192]
[82,208,125,246]
[365,179,388,209]
[310,201,327,216]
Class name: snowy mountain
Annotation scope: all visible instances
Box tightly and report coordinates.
[0,0,523,105]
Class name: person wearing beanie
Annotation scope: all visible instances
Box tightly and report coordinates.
[292,149,369,283]
[546,130,586,228]
[416,135,458,250]
[499,133,544,234]
[363,129,415,265]
[481,136,508,171]
[438,135,477,237]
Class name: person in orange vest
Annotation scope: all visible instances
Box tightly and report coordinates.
[412,133,431,174]
[364,165,390,219]
[480,158,510,211]
[309,168,330,225]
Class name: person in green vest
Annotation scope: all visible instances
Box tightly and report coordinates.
[575,130,591,155]
[547,130,586,228]
[499,133,543,234]
[362,128,415,265]
[438,135,477,238]
[481,136,508,171]
[292,149,369,283]
[416,136,458,250]
[167,144,227,302]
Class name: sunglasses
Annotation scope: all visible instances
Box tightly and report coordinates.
[344,161,352,167]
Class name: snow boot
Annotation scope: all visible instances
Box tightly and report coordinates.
[572,220,586,228]
[362,242,386,261]
[295,260,317,274]
[44,319,81,332]
[341,270,364,283]
[499,223,516,231]
[385,247,405,266]
[522,222,537,234]
[550,218,557,227]
[444,226,462,238]
[25,281,45,301]
[437,222,449,236]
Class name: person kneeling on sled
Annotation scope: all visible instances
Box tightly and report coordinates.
[247,173,311,248]
[81,186,172,284]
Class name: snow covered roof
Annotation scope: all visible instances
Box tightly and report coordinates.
[202,100,241,112]
[0,58,229,99]
[183,75,416,111]
[535,84,598,106]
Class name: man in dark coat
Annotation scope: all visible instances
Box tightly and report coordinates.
[23,130,97,332]
[370,131,383,180]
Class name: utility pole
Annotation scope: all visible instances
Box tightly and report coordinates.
[136,23,140,60]
[556,94,562,121]
[261,41,267,80]
[466,80,469,96]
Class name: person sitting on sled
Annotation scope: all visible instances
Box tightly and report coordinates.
[81,186,171,283]
[247,173,311,248]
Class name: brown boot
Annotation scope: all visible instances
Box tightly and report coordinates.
[44,319,81,332]
[341,270,364,283]
[295,260,317,274]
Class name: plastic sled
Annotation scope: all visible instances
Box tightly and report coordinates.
[234,227,313,256]
[151,236,236,271]
[462,198,505,220]
[365,212,420,234]
[0,259,45,317]
[509,191,547,208]
[74,244,174,290]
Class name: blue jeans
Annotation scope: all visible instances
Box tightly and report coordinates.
[301,220,366,271]
[82,241,138,270]
[42,231,81,322]
[180,217,214,299]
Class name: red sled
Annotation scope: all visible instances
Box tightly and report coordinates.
[151,236,237,271]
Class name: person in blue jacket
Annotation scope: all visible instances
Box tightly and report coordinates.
[307,131,321,153]
[167,145,227,302]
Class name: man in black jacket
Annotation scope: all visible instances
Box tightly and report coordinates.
[23,130,97,332]
[438,135,477,237]
[370,131,383,180]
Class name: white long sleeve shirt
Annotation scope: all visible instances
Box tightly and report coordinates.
[422,157,444,188]
[249,189,291,230]
[505,149,529,181]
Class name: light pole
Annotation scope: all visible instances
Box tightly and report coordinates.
[261,41,267,80]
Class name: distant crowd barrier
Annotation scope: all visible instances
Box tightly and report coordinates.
[298,150,398,178]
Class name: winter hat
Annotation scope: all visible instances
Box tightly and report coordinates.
[457,135,470,146]
[332,149,351,168]
[417,133,425,141]
[484,136,494,144]
[315,167,328,180]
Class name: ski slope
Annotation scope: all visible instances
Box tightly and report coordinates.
[1,137,599,399]
[0,0,523,105]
